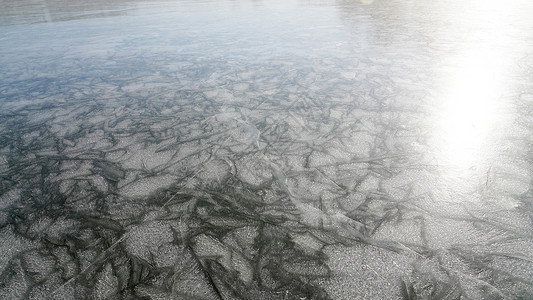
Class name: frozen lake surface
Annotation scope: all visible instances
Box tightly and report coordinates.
[1,0,533,299]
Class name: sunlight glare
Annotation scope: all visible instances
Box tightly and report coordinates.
[437,49,503,167]
[434,0,517,170]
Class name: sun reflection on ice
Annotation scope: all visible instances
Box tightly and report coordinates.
[433,1,520,172]
[437,49,505,167]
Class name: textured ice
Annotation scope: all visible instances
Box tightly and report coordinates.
[125,221,174,261]
[94,263,119,300]
[321,244,412,300]
[1,0,533,298]
[0,226,38,273]
[0,259,29,299]
[120,174,177,198]
[0,188,20,209]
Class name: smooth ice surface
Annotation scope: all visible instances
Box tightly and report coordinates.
[1,0,533,299]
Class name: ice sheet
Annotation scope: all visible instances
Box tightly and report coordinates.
[1,0,533,299]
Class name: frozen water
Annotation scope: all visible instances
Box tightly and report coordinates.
[1,0,533,298]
